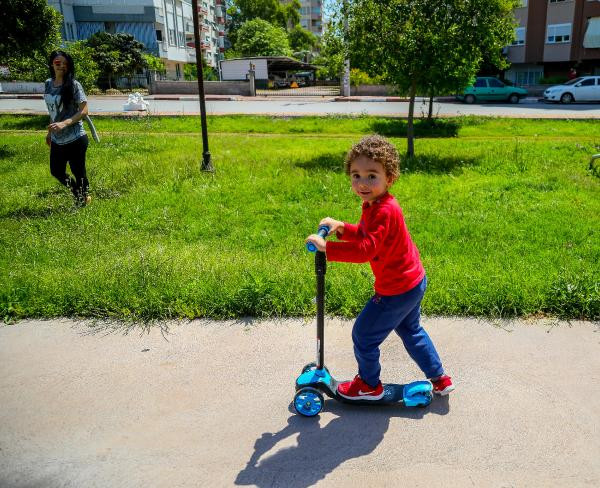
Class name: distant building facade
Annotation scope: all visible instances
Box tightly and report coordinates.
[297,0,324,37]
[47,0,227,80]
[506,0,600,84]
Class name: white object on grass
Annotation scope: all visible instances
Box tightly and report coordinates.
[123,92,149,111]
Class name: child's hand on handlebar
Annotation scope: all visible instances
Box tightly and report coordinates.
[305,234,327,252]
[319,217,344,236]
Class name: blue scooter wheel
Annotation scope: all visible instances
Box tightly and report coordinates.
[294,387,324,417]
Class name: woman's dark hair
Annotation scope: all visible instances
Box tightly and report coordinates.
[48,50,76,111]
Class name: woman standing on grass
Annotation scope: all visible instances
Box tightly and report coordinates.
[44,50,91,206]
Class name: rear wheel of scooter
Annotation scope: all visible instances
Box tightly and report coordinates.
[416,391,433,408]
[294,387,324,417]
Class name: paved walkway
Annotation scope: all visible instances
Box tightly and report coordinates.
[3,95,600,118]
[1,317,598,487]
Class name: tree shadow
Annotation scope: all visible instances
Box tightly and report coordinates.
[0,145,16,160]
[2,115,49,131]
[296,152,477,175]
[370,118,461,138]
[401,154,478,175]
[235,396,449,487]
[0,204,72,220]
[295,152,346,173]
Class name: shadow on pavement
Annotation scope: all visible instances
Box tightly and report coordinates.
[235,397,449,488]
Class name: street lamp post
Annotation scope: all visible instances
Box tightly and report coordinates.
[342,0,350,97]
[192,0,214,172]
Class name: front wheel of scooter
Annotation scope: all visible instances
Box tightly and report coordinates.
[294,387,324,417]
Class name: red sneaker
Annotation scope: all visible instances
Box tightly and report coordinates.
[431,375,455,395]
[337,375,384,401]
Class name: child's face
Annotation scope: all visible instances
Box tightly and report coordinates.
[349,155,393,205]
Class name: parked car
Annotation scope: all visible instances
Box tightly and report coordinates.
[543,76,600,103]
[456,77,528,104]
[273,79,289,89]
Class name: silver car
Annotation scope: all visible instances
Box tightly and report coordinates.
[544,76,600,104]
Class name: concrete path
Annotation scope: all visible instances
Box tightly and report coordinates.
[1,317,598,488]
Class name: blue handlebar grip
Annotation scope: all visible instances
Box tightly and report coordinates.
[306,225,331,253]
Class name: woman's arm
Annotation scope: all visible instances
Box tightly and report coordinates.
[48,101,88,133]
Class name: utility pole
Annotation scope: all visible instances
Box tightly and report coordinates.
[192,0,214,172]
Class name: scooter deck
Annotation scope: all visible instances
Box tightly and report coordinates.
[333,380,407,405]
[296,368,432,407]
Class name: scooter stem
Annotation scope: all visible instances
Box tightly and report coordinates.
[315,251,326,369]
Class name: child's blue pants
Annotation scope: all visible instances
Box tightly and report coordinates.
[352,276,444,387]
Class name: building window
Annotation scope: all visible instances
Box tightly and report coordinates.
[512,27,526,45]
[549,0,567,3]
[178,31,185,46]
[169,28,177,45]
[156,30,163,41]
[515,71,542,86]
[547,23,571,43]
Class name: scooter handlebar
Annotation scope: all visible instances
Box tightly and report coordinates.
[306,225,331,253]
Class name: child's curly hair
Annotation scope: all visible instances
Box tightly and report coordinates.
[345,135,400,182]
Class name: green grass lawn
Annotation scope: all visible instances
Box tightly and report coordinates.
[1,115,599,321]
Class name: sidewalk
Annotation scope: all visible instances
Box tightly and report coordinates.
[1,317,598,487]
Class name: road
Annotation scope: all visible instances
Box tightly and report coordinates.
[2,95,600,117]
[1,317,598,487]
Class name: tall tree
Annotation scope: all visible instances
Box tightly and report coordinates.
[347,0,518,157]
[226,0,301,48]
[0,0,61,63]
[234,18,292,57]
[289,24,318,53]
[86,32,147,89]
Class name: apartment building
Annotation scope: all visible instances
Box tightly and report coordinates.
[47,0,226,80]
[506,0,600,85]
[298,0,324,37]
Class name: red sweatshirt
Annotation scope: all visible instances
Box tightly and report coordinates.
[325,192,425,296]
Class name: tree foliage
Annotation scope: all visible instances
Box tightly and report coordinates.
[347,0,519,156]
[226,0,301,49]
[288,24,318,53]
[234,19,292,57]
[86,32,147,88]
[0,0,62,62]
[183,60,218,81]
[313,24,344,79]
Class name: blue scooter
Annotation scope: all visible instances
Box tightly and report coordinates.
[294,225,433,417]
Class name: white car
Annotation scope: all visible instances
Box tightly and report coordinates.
[543,76,600,103]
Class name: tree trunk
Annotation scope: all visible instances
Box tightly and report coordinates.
[406,81,416,158]
[428,92,434,122]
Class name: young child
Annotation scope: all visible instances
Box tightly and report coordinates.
[305,135,454,400]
